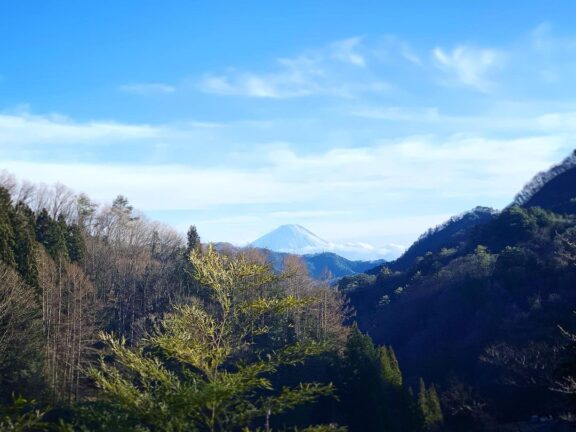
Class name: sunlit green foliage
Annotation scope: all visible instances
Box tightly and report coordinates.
[417,379,443,431]
[85,245,338,432]
[0,396,49,432]
[379,346,402,387]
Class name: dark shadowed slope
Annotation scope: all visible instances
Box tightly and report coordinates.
[376,207,499,273]
[303,252,384,279]
[514,150,576,214]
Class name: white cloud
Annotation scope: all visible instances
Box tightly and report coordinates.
[197,37,391,98]
[268,240,405,261]
[372,35,421,65]
[1,107,574,249]
[0,111,163,145]
[119,83,176,95]
[352,105,576,135]
[330,37,366,66]
[433,45,504,91]
[3,131,570,214]
[530,22,576,54]
[199,68,316,98]
[268,210,354,219]
[352,106,441,122]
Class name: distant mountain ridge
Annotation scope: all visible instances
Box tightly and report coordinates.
[302,252,385,279]
[250,224,404,261]
[215,242,384,280]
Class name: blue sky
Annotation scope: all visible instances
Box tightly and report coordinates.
[1,1,576,257]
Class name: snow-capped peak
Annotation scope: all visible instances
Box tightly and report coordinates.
[250,225,404,261]
[251,224,330,252]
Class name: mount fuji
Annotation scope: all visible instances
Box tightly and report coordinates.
[250,224,404,261]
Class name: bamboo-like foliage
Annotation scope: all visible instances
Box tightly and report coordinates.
[87,245,342,432]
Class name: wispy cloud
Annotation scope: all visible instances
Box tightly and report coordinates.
[198,65,319,98]
[0,111,162,145]
[351,105,576,134]
[329,37,366,66]
[197,37,393,98]
[3,129,570,212]
[530,22,576,54]
[372,35,421,65]
[119,82,176,95]
[115,25,576,102]
[432,45,504,91]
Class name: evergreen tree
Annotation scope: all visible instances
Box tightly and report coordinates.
[186,224,201,257]
[66,224,85,262]
[35,210,69,260]
[0,187,16,267]
[76,193,97,230]
[340,324,386,431]
[379,346,403,387]
[379,346,394,384]
[418,378,429,424]
[111,195,136,223]
[418,378,443,431]
[389,346,403,387]
[426,385,443,427]
[11,202,38,287]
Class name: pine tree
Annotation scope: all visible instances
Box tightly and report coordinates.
[186,225,201,257]
[379,346,394,384]
[388,346,403,387]
[66,224,85,262]
[418,378,429,428]
[379,346,403,387]
[0,187,16,267]
[340,324,386,431]
[76,193,97,230]
[11,202,38,287]
[418,378,443,431]
[426,385,443,427]
[35,210,69,260]
[111,195,136,223]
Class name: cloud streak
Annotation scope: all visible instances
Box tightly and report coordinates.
[197,37,393,98]
[119,83,176,95]
[0,111,162,145]
[432,45,504,91]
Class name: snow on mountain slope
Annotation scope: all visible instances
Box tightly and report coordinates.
[251,224,330,251]
[250,224,404,261]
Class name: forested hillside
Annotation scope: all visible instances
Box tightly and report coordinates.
[341,153,576,430]
[2,152,576,431]
[0,172,438,431]
[0,173,189,405]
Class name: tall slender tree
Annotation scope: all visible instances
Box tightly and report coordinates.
[0,187,16,267]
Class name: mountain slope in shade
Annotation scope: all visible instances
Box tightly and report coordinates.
[514,149,576,214]
[303,252,385,279]
[379,206,499,272]
[250,224,404,261]
[339,151,576,422]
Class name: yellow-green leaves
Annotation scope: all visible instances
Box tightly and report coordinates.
[86,245,339,431]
